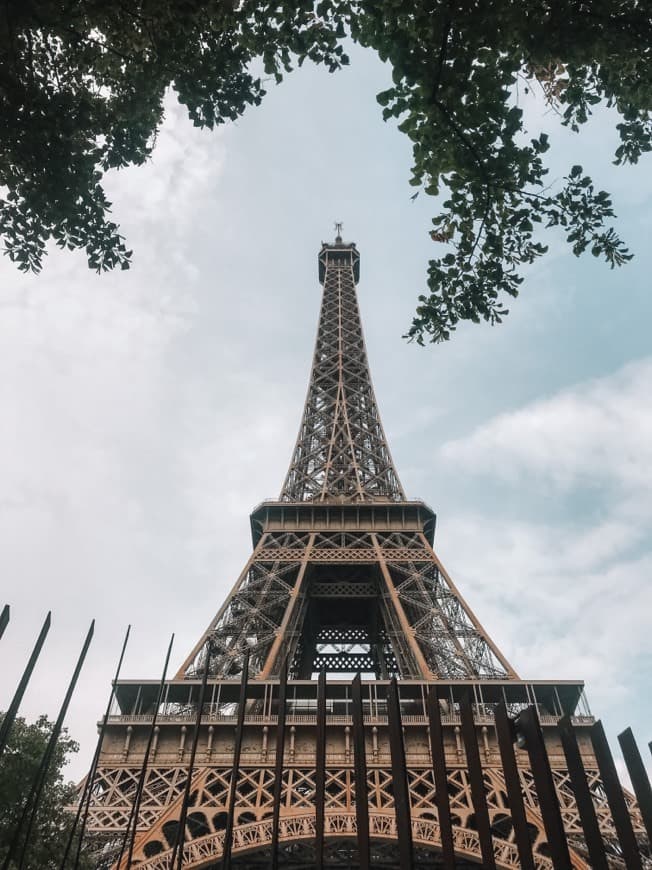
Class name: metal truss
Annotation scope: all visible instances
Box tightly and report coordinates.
[178,529,515,681]
[87,727,649,869]
[281,240,404,503]
[177,236,515,682]
[81,237,651,868]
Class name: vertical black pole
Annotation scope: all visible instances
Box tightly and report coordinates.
[222,654,250,870]
[0,604,9,641]
[426,686,455,870]
[618,727,652,847]
[171,641,213,870]
[517,706,572,870]
[63,625,131,870]
[270,658,288,870]
[493,702,535,870]
[0,611,51,758]
[351,674,370,870]
[557,716,608,870]
[387,677,413,869]
[591,720,643,869]
[459,692,496,870]
[115,633,174,870]
[315,670,327,870]
[5,620,95,870]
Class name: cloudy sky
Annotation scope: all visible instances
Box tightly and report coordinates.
[1,44,651,783]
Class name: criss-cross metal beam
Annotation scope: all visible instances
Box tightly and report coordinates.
[176,237,515,682]
[78,236,649,869]
[281,239,404,503]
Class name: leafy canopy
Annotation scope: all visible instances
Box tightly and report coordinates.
[1,1,650,341]
[0,714,93,869]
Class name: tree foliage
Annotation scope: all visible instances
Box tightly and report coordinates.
[1,1,650,340]
[0,714,92,869]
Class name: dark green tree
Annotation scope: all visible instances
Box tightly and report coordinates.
[0,714,93,869]
[1,1,650,341]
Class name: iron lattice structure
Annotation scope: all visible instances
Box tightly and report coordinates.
[178,237,514,685]
[281,241,403,503]
[83,236,651,869]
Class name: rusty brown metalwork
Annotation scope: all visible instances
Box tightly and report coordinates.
[176,237,515,684]
[281,240,403,504]
[77,237,650,870]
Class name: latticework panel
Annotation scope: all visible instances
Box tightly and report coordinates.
[180,526,515,680]
[92,758,640,869]
[86,766,188,833]
[376,531,515,679]
[175,235,516,680]
[179,531,312,679]
[281,245,404,504]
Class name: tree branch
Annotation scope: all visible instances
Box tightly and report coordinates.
[431,97,492,258]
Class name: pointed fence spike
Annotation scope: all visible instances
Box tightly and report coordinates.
[0,604,9,641]
[63,624,132,870]
[618,727,652,847]
[591,720,643,869]
[3,619,94,870]
[115,633,174,870]
[0,611,51,759]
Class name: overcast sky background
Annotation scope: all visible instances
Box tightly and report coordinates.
[1,44,651,784]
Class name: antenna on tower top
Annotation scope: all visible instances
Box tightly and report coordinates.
[334,221,343,242]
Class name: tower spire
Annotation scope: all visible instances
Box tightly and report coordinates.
[281,236,405,503]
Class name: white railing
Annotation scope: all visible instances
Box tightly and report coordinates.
[106,711,594,727]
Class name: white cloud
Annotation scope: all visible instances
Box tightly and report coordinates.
[440,357,652,495]
[438,512,652,699]
[434,358,652,768]
[103,92,226,269]
[0,92,228,777]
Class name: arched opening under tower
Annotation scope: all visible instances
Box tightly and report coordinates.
[126,814,538,870]
[225,839,490,868]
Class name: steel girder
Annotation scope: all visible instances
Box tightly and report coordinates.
[281,242,404,503]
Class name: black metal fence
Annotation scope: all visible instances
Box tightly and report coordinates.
[1,606,651,869]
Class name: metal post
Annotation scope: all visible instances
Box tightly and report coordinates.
[426,686,455,870]
[517,706,572,870]
[557,716,608,870]
[0,612,51,759]
[459,692,496,870]
[63,625,131,870]
[387,677,413,869]
[315,670,327,870]
[3,620,95,870]
[351,674,370,870]
[591,720,643,869]
[493,702,535,870]
[618,727,652,846]
[221,653,249,870]
[115,634,174,870]
[270,658,288,870]
[171,641,213,869]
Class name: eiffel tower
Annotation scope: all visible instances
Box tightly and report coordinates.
[85,232,650,869]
